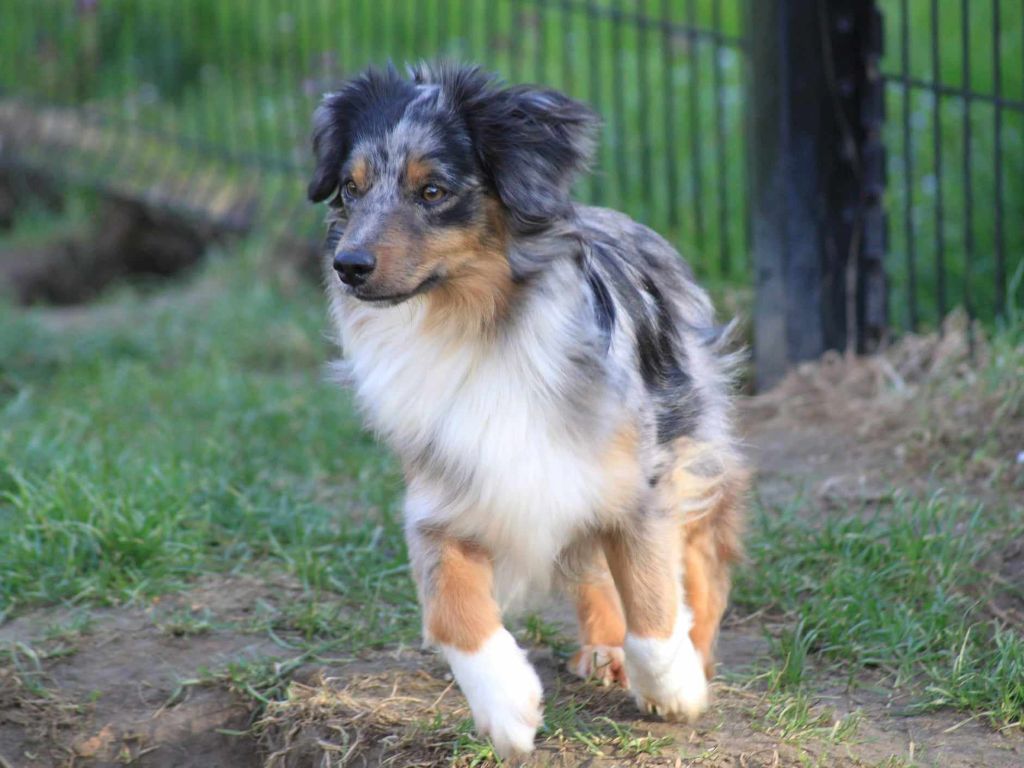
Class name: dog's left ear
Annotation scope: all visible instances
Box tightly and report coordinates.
[308,96,349,203]
[308,65,414,203]
[431,66,599,233]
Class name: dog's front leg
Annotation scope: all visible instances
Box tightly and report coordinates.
[406,520,543,759]
[603,517,709,721]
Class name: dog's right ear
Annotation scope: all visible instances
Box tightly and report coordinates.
[308,66,413,203]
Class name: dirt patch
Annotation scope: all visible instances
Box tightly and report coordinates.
[0,195,213,306]
[0,574,301,767]
[3,578,1020,767]
[253,630,1022,767]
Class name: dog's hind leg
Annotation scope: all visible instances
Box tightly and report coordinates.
[654,439,745,680]
[682,465,745,679]
[602,515,709,721]
[567,549,629,687]
[405,514,542,760]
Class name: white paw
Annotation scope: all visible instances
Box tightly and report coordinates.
[569,644,629,688]
[623,608,708,722]
[443,628,544,760]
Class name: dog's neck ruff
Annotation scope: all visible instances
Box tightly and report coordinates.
[331,257,623,606]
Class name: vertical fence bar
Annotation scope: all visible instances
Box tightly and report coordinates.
[435,0,445,55]
[560,0,572,93]
[415,0,427,59]
[536,1,547,83]
[930,0,947,323]
[637,0,653,222]
[712,0,730,278]
[586,1,602,204]
[993,0,1006,319]
[509,0,522,81]
[857,2,887,351]
[899,0,917,329]
[960,0,974,328]
[742,4,755,267]
[612,0,628,211]
[464,0,476,63]
[485,0,498,70]
[661,0,680,231]
[686,0,705,258]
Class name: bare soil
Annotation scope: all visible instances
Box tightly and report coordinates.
[2,331,1022,767]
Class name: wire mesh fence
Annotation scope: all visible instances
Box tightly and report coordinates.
[0,0,750,287]
[881,0,1024,330]
[0,1,1021,338]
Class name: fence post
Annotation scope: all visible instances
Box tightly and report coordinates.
[749,0,886,390]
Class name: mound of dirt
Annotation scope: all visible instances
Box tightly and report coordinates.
[0,195,212,306]
[745,310,1023,504]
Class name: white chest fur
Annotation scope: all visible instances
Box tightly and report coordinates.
[332,285,617,602]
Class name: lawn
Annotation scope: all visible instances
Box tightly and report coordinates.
[0,229,1021,765]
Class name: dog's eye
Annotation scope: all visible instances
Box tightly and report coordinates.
[420,184,447,204]
[343,179,360,198]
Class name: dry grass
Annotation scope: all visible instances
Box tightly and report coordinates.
[257,667,491,767]
[0,656,80,766]
[754,310,1023,494]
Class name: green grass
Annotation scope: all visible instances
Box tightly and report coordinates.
[0,243,421,649]
[755,689,863,745]
[734,494,1024,728]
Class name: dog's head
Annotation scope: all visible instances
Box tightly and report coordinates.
[308,63,597,304]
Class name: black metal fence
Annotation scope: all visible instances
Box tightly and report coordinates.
[0,0,750,287]
[881,0,1024,331]
[0,1,1020,383]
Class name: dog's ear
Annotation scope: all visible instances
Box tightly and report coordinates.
[308,66,413,203]
[307,94,348,203]
[305,93,346,204]
[426,65,599,233]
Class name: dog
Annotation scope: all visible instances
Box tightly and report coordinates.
[308,63,746,759]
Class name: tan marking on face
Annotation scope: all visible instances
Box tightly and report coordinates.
[424,199,515,334]
[404,156,434,190]
[348,156,369,190]
[425,538,502,652]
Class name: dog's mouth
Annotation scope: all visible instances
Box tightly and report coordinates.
[348,271,444,306]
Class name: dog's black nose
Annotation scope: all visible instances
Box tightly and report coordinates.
[333,249,376,287]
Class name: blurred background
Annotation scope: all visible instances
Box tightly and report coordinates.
[1,4,1022,766]
[0,0,1020,382]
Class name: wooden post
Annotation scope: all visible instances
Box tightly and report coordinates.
[749,0,886,390]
